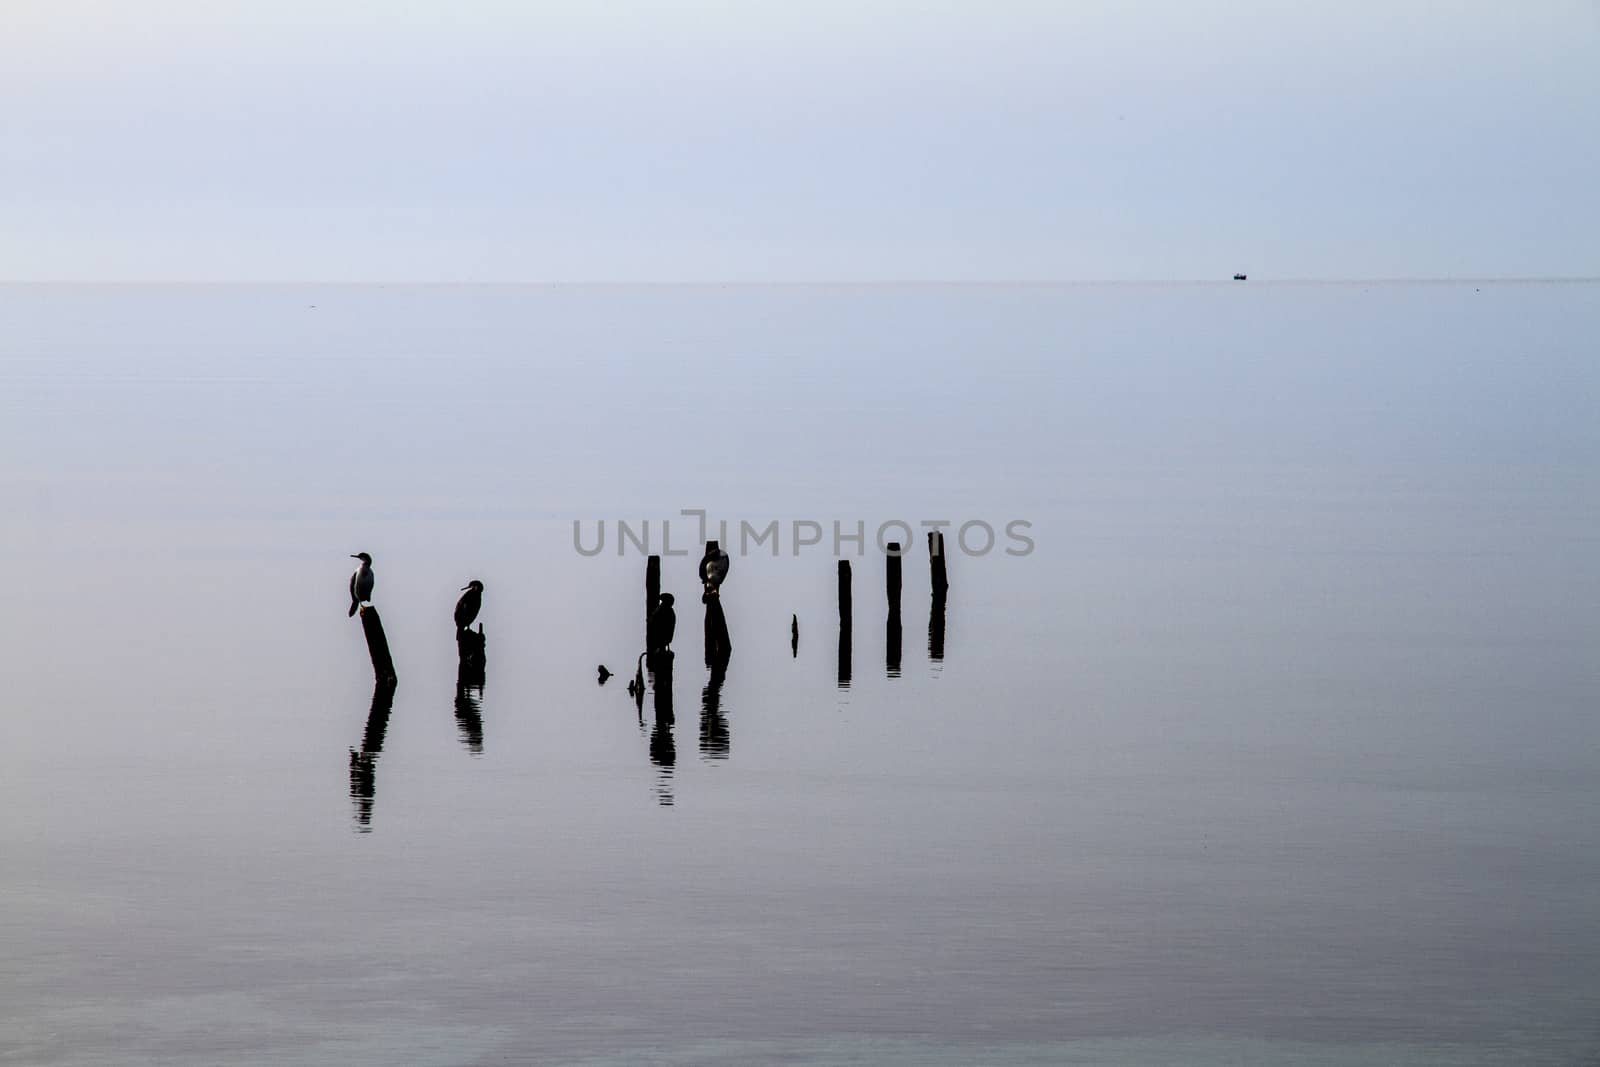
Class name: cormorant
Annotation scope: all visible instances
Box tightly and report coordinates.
[348,553,374,617]
[455,580,484,632]
[647,593,677,654]
[699,544,730,601]
[597,665,612,685]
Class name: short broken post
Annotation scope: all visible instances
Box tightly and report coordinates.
[359,605,398,687]
[456,622,486,688]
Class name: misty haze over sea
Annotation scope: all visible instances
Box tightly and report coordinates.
[0,281,1596,1065]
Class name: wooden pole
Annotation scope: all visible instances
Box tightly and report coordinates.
[838,560,852,626]
[886,543,902,677]
[645,554,661,644]
[456,622,486,687]
[704,595,732,666]
[359,605,398,686]
[837,560,852,688]
[928,530,949,596]
[928,530,947,662]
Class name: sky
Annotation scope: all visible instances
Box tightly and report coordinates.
[2,0,1597,282]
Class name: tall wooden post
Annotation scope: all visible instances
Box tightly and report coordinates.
[928,530,947,662]
[702,541,732,664]
[838,560,852,625]
[359,605,398,686]
[886,543,902,677]
[837,560,852,688]
[928,530,949,596]
[645,554,661,641]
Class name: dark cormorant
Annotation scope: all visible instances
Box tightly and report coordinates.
[348,553,374,617]
[455,580,484,632]
[647,593,677,654]
[699,544,730,601]
[597,665,612,684]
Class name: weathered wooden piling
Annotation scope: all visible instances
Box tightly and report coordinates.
[928,530,949,596]
[704,596,732,666]
[837,560,852,688]
[702,541,732,664]
[886,542,903,676]
[456,622,486,687]
[838,560,852,626]
[646,554,661,617]
[359,605,398,686]
[791,613,799,657]
[928,530,947,661]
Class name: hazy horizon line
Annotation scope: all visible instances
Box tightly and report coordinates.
[3,276,1599,288]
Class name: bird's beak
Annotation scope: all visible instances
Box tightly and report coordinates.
[350,554,360,559]
[461,585,470,591]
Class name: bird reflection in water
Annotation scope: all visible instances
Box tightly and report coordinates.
[700,651,729,760]
[349,680,396,832]
[647,651,675,806]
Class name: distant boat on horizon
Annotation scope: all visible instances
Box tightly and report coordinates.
[1233,273,1248,281]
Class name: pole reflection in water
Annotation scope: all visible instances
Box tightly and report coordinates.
[700,652,729,760]
[454,683,484,755]
[886,607,902,678]
[348,680,396,832]
[647,651,675,806]
[838,621,852,690]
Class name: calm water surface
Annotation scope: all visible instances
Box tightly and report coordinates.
[0,283,1596,1064]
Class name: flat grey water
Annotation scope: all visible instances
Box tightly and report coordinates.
[0,283,1596,1065]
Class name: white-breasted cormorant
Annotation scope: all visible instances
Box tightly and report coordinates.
[455,580,484,632]
[349,553,374,616]
[647,593,677,653]
[699,545,730,601]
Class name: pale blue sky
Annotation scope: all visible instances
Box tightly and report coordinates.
[3,1,1597,281]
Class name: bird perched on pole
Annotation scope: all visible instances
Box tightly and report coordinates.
[348,553,374,617]
[647,593,677,655]
[455,580,484,633]
[699,541,730,602]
